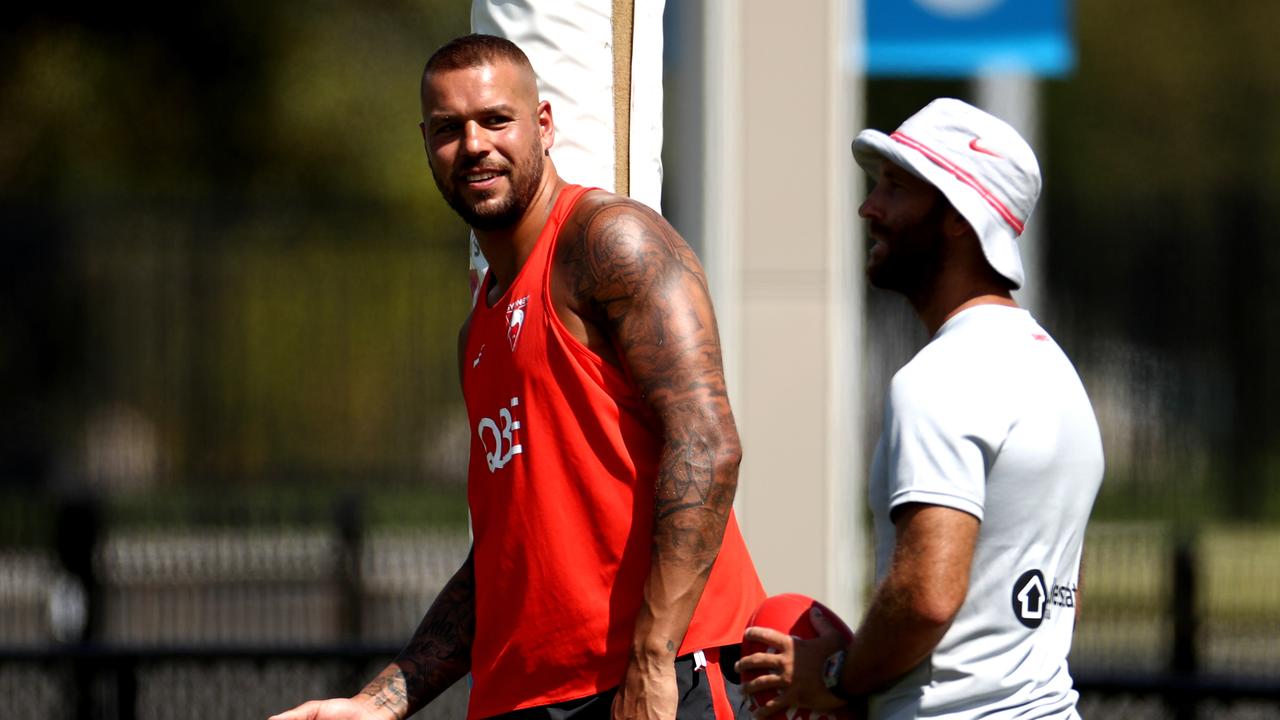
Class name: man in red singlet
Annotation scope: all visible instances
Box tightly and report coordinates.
[271,34,764,720]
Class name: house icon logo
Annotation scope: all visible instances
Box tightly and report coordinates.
[1011,569,1047,629]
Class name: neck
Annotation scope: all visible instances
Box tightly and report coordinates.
[910,278,1018,336]
[474,162,565,303]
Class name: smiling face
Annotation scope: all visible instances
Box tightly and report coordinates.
[420,59,550,231]
[858,159,950,295]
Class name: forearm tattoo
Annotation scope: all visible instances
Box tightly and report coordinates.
[561,199,740,576]
[360,552,476,715]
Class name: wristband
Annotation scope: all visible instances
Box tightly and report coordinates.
[822,649,856,702]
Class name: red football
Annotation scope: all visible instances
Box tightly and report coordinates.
[741,593,856,720]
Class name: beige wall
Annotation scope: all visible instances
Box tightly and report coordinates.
[698,0,866,621]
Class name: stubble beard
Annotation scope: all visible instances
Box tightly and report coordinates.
[866,202,948,296]
[435,137,545,232]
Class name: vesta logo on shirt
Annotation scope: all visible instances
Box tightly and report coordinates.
[506,296,529,351]
[1011,569,1078,629]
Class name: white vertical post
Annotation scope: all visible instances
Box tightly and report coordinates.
[827,0,866,626]
[975,72,1043,317]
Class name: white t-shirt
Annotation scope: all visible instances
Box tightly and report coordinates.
[867,305,1104,719]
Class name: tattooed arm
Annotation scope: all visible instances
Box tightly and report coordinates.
[360,550,476,715]
[269,316,478,720]
[558,195,741,720]
[268,551,475,720]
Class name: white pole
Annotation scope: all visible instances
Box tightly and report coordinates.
[829,0,866,626]
[975,71,1043,318]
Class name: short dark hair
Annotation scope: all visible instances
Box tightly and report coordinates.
[423,33,534,78]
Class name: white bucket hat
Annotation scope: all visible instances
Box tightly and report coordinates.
[851,98,1041,289]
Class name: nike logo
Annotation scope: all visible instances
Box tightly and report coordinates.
[969,137,1002,158]
[473,344,485,368]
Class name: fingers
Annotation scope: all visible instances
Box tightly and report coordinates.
[737,627,795,680]
[741,626,794,650]
[737,636,794,714]
[736,648,786,677]
[741,670,788,698]
[268,701,319,720]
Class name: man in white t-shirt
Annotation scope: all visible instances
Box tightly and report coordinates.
[737,99,1104,719]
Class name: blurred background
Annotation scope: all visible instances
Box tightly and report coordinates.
[2,0,1278,718]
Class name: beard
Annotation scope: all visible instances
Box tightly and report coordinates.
[433,135,545,231]
[865,198,949,295]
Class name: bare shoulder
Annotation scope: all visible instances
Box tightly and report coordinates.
[556,189,707,312]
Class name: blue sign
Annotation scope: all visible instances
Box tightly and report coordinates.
[865,0,1073,77]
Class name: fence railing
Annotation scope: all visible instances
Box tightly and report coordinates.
[2,497,1278,719]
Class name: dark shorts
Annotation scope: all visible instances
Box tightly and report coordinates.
[490,645,749,720]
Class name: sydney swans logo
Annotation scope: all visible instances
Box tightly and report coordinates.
[505,296,529,351]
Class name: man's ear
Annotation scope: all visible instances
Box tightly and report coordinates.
[942,206,973,242]
[538,100,555,154]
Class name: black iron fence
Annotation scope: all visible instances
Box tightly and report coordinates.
[2,496,1278,719]
[1,493,471,719]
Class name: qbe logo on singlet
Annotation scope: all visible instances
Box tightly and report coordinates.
[477,396,523,472]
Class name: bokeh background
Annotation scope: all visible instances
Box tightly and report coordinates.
[3,0,1279,718]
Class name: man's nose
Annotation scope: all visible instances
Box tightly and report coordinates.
[858,195,877,220]
[858,183,887,221]
[462,121,488,155]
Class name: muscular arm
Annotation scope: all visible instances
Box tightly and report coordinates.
[355,320,479,716]
[739,503,979,716]
[838,504,978,695]
[562,198,740,708]
[271,325,477,720]
[355,318,482,714]
[357,550,476,717]
[270,551,475,720]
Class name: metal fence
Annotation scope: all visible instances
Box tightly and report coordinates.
[2,498,1278,719]
[1,495,471,719]
[1071,523,1280,719]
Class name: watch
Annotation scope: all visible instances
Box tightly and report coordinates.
[822,649,855,702]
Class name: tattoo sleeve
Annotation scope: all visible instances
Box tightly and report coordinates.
[357,549,475,717]
[563,198,741,655]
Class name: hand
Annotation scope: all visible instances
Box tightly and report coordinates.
[269,698,393,720]
[611,655,678,720]
[736,608,849,719]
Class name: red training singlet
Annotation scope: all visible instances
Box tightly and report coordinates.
[461,185,764,718]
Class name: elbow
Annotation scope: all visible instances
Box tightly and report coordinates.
[672,415,740,479]
[659,415,742,509]
[719,431,743,471]
[885,567,967,630]
[909,590,965,630]
[714,431,742,491]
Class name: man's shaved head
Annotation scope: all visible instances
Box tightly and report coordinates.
[421,34,538,107]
